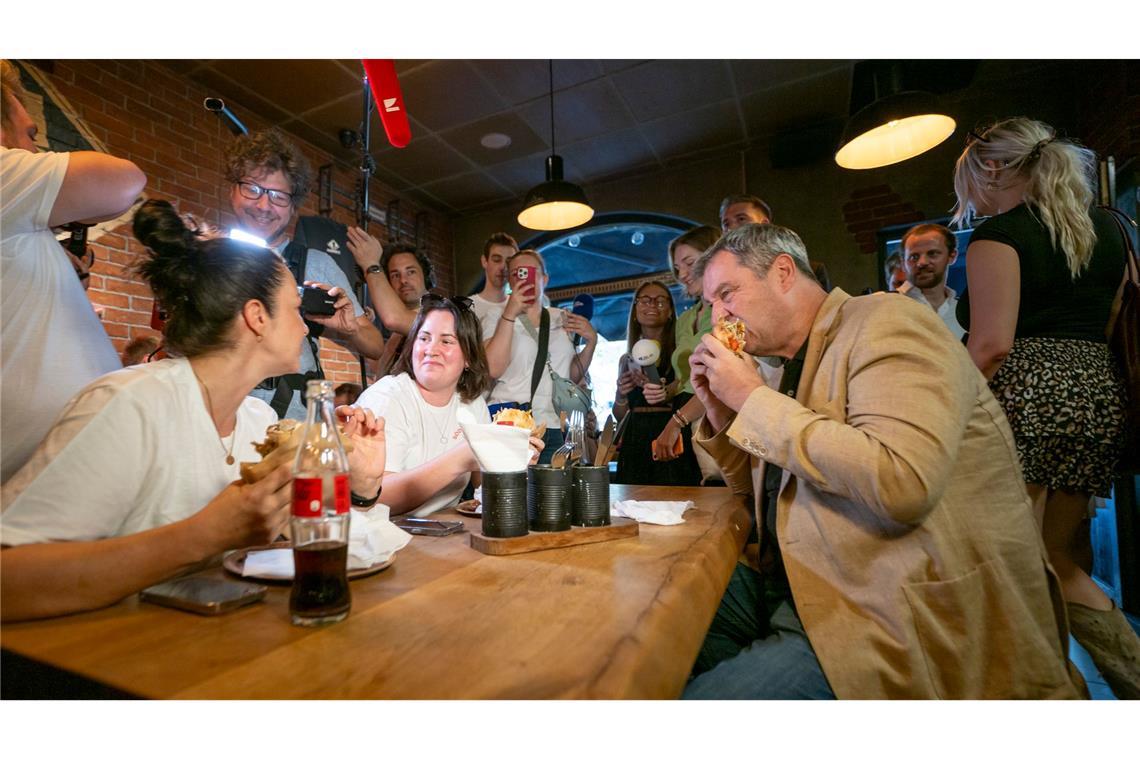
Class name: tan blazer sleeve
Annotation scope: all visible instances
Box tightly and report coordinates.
[693,416,753,498]
[727,306,977,525]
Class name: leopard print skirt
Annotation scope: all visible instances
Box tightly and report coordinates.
[989,337,1127,496]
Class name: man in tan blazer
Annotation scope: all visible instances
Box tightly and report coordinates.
[683,223,1083,699]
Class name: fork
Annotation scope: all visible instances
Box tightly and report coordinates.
[550,409,584,468]
[568,409,585,464]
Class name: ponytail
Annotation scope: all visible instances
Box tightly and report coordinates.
[953,117,1097,279]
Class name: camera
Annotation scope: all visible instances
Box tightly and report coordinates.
[299,285,337,316]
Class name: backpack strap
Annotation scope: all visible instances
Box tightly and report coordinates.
[531,309,550,404]
[259,240,325,417]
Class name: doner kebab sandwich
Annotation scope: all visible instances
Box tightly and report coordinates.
[240,419,354,484]
[712,317,746,355]
[492,408,547,438]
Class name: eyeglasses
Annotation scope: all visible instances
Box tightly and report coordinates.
[420,292,473,312]
[236,180,294,208]
[966,130,990,147]
[635,295,670,307]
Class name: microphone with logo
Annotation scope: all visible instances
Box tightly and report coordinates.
[631,338,663,385]
[569,293,594,348]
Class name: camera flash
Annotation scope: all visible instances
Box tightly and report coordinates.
[229,228,267,248]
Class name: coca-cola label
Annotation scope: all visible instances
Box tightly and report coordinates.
[292,475,350,517]
[333,473,349,515]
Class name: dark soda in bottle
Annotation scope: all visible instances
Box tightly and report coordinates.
[290,380,351,626]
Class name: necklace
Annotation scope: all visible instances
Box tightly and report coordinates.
[193,368,237,465]
[422,393,457,445]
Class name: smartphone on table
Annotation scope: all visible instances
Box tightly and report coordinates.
[394,517,465,536]
[140,576,267,616]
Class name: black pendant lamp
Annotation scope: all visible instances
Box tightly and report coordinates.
[835,63,956,170]
[517,60,594,231]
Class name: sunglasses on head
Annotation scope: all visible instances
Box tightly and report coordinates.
[419,293,473,312]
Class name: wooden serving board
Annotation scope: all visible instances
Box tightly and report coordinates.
[469,517,639,556]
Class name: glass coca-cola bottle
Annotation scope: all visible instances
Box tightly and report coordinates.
[289,379,351,626]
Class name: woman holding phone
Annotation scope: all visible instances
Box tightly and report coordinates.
[480,249,598,463]
[0,200,385,622]
[354,294,543,516]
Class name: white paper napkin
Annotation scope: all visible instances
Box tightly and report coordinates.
[610,500,693,525]
[241,505,412,579]
[457,408,531,473]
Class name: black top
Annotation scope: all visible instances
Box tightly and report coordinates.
[957,205,1125,341]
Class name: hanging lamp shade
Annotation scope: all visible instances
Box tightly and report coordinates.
[517,155,594,230]
[518,61,594,231]
[836,61,955,170]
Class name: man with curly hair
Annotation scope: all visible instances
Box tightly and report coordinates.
[224,129,383,419]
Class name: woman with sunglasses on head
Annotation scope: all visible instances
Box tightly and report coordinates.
[613,281,700,485]
[481,249,598,463]
[0,200,386,622]
[354,294,544,517]
[953,117,1137,697]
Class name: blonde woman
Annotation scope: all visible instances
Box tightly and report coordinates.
[953,117,1136,697]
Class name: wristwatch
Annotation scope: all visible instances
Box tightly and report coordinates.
[365,264,384,276]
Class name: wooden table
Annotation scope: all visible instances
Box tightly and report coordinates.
[1,485,750,699]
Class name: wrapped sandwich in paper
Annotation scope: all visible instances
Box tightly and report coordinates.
[457,407,544,473]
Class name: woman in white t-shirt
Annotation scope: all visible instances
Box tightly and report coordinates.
[355,295,543,516]
[0,201,385,622]
[480,249,598,462]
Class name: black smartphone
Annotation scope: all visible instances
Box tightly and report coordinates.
[394,517,466,536]
[140,577,267,616]
[300,285,337,316]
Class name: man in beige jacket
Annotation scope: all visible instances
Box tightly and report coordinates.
[683,223,1083,699]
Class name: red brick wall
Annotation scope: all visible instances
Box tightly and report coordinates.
[34,60,454,386]
[841,184,925,255]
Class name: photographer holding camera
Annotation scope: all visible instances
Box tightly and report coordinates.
[1,60,147,482]
[223,129,384,419]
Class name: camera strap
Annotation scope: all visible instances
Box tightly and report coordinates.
[258,240,326,418]
[283,240,325,342]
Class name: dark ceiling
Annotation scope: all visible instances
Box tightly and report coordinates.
[161,59,856,216]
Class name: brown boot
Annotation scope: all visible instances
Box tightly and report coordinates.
[1067,601,1140,699]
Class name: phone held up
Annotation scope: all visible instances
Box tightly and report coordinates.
[140,576,267,616]
[513,265,538,302]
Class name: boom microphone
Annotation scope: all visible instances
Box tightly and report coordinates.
[570,293,594,348]
[362,60,412,148]
[203,98,248,136]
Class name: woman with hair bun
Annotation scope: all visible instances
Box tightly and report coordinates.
[953,117,1137,697]
[0,200,385,622]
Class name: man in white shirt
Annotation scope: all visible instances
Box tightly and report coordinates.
[470,232,518,326]
[897,223,965,340]
[1,60,147,482]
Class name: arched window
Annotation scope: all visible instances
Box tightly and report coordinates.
[521,211,698,417]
